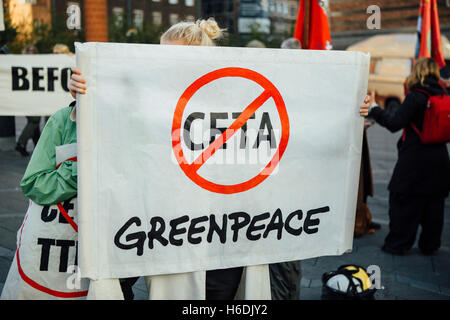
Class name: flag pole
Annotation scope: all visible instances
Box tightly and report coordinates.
[303,0,311,49]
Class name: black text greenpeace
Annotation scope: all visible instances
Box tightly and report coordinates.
[76,43,369,280]
[0,54,75,116]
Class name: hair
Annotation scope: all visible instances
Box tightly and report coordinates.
[22,44,38,54]
[281,38,302,49]
[406,58,440,90]
[160,18,225,46]
[53,44,72,55]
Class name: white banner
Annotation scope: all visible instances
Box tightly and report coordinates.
[76,42,369,280]
[0,54,75,116]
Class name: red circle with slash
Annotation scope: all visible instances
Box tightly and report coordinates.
[172,67,289,194]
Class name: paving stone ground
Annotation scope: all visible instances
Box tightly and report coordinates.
[0,117,449,300]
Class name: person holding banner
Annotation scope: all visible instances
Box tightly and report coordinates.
[368,58,450,256]
[69,19,372,300]
[70,18,256,300]
[1,98,89,299]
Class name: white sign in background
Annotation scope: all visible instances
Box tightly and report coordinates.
[0,0,4,32]
[0,54,75,116]
[76,42,369,280]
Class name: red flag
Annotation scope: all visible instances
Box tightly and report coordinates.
[430,0,446,68]
[294,0,332,50]
[293,0,307,47]
[416,0,446,69]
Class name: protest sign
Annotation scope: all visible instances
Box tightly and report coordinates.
[76,42,369,280]
[1,144,89,299]
[0,54,75,116]
[0,0,4,32]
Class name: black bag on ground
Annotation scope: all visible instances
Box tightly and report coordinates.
[321,265,376,300]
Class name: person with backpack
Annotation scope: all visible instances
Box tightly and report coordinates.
[368,57,450,256]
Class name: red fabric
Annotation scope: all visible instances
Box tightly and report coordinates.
[411,89,450,144]
[56,156,77,169]
[418,0,431,58]
[417,0,446,69]
[293,0,306,45]
[294,0,332,50]
[430,0,446,69]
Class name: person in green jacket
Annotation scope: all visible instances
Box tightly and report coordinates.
[0,101,83,300]
[20,102,77,205]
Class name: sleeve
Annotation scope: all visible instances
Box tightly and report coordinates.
[369,92,428,133]
[20,111,77,206]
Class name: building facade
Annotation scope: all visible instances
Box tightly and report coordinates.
[5,0,450,49]
[328,0,450,49]
[267,0,298,36]
[6,0,200,39]
[107,0,199,30]
[202,0,298,38]
[7,0,52,36]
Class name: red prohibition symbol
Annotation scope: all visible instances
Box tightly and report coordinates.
[172,67,290,194]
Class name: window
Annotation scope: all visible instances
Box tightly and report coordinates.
[269,0,275,13]
[112,7,124,27]
[152,0,161,2]
[289,3,297,18]
[133,9,144,29]
[276,1,283,14]
[169,0,178,4]
[152,11,162,25]
[185,0,195,7]
[170,13,179,25]
[261,0,269,12]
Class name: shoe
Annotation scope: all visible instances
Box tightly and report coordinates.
[354,232,362,239]
[15,143,29,157]
[368,222,381,230]
[381,245,406,256]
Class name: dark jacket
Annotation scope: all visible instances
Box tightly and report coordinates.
[369,76,450,196]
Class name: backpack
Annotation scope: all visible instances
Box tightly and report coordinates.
[321,265,376,300]
[404,88,450,144]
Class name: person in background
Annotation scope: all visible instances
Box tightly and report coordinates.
[353,116,380,238]
[281,37,302,50]
[368,58,450,256]
[53,43,74,56]
[246,39,266,48]
[16,45,41,157]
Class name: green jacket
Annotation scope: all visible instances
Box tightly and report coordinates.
[20,105,77,206]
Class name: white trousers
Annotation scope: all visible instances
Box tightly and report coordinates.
[87,264,271,300]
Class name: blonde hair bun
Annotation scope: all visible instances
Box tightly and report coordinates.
[160,17,225,46]
[197,18,223,40]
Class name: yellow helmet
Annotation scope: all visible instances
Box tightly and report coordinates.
[322,264,376,299]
